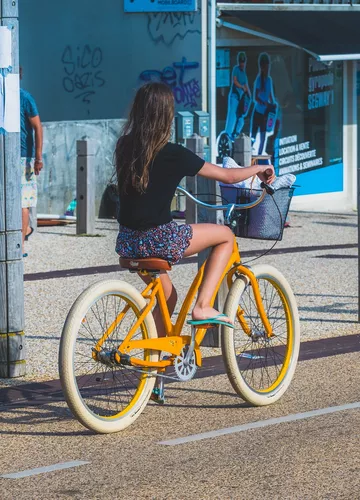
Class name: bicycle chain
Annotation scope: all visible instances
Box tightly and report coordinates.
[114,363,183,382]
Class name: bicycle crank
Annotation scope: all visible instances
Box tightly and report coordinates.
[93,349,131,367]
[174,346,197,381]
[94,348,197,382]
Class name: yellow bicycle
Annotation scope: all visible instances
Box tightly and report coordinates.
[59,184,300,434]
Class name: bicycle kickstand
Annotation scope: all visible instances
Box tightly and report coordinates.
[158,376,165,401]
[157,355,171,403]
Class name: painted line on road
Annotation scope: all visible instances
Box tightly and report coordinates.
[158,401,360,446]
[0,460,90,479]
[1,335,360,408]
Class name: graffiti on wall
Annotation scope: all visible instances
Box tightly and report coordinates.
[61,45,106,107]
[147,13,200,46]
[139,57,200,108]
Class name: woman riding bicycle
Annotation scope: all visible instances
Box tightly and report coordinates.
[115,82,275,340]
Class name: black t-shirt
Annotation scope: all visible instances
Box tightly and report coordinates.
[118,142,205,230]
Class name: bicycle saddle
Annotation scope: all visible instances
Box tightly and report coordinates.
[119,257,172,271]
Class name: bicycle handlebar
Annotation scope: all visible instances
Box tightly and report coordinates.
[176,183,274,226]
[176,184,274,211]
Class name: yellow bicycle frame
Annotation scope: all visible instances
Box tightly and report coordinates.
[94,237,273,370]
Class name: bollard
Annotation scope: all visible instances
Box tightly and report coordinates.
[233,133,252,167]
[185,134,203,225]
[76,140,96,235]
[185,134,226,347]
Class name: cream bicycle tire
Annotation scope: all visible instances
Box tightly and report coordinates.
[59,279,158,434]
[222,264,300,406]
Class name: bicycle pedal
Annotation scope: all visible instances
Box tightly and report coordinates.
[193,323,213,329]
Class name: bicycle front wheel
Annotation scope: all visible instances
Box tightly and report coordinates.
[59,279,158,434]
[222,264,300,406]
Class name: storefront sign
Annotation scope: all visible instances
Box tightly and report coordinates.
[124,0,197,13]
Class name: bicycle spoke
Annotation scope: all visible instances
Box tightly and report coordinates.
[69,290,154,419]
[234,276,292,392]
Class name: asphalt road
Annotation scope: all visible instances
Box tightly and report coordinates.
[0,336,359,500]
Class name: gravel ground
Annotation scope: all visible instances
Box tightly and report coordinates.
[1,209,358,387]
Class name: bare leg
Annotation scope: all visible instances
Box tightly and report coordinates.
[184,223,234,322]
[258,131,266,155]
[22,208,29,253]
[138,270,177,338]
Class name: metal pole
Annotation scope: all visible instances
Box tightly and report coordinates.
[185,134,202,226]
[347,60,360,322]
[343,62,359,321]
[208,0,216,163]
[0,0,25,377]
[201,0,208,113]
[185,134,225,348]
[358,157,360,322]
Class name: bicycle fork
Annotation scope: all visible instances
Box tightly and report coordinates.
[231,266,274,338]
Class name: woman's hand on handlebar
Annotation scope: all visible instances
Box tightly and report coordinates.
[257,165,276,184]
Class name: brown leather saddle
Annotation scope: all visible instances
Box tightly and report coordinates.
[119,257,172,272]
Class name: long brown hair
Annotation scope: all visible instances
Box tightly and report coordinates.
[115,82,175,194]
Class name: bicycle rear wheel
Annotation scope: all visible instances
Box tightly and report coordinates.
[59,279,157,433]
[222,264,300,406]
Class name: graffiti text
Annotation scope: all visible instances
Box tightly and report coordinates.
[139,57,200,108]
[61,45,106,106]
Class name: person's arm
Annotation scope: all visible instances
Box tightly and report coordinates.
[29,115,43,175]
[232,66,245,91]
[177,144,275,185]
[255,85,265,106]
[233,75,243,90]
[255,88,267,107]
[254,76,267,106]
[268,78,275,105]
[198,162,275,185]
[244,76,251,97]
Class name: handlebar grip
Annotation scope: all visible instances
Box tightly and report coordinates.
[260,182,275,196]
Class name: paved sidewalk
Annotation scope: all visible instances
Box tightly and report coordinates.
[1,209,359,387]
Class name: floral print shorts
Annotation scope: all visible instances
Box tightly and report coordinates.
[21,157,37,209]
[115,221,193,265]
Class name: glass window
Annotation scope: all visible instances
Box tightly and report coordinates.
[216,46,343,196]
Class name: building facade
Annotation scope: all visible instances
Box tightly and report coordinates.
[214,2,360,212]
[19,0,360,214]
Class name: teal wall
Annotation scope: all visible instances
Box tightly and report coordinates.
[19,0,202,122]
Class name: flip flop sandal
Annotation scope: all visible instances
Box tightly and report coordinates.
[187,314,234,329]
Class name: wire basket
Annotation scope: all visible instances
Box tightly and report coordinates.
[220,185,294,241]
